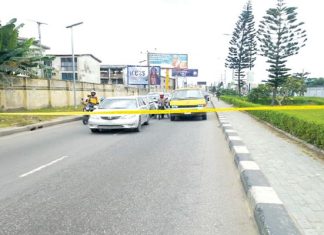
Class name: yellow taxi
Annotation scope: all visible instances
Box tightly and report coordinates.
[169,88,207,121]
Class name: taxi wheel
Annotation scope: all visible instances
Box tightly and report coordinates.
[170,115,176,121]
[202,114,207,120]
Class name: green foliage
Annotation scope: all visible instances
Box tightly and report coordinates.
[306,77,324,87]
[225,0,256,96]
[247,84,272,104]
[220,89,238,96]
[221,96,324,149]
[0,18,53,84]
[257,0,307,104]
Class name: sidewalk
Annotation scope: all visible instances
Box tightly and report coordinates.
[0,116,81,137]
[212,97,324,235]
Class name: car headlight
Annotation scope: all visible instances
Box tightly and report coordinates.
[90,115,100,119]
[198,104,206,108]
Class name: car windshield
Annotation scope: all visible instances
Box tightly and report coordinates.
[172,90,204,100]
[99,99,138,109]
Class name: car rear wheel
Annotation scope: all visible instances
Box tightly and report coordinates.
[202,114,207,120]
[144,116,150,125]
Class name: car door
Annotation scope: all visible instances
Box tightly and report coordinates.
[138,98,148,124]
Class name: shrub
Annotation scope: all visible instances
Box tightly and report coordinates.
[221,96,324,149]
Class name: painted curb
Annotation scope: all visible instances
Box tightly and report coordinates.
[212,99,301,235]
[0,116,82,137]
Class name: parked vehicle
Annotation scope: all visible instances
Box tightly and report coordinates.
[88,96,150,133]
[169,88,207,121]
[141,95,158,117]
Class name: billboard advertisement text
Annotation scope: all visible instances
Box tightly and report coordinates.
[127,66,161,85]
[149,53,188,69]
[172,69,198,77]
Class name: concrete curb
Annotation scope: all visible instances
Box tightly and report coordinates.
[212,100,302,235]
[0,116,82,137]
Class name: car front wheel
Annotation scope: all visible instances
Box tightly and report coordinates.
[134,118,142,132]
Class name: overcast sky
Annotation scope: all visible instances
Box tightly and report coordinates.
[1,0,322,84]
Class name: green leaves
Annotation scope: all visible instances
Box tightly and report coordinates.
[0,18,53,83]
[257,0,307,104]
[225,0,257,96]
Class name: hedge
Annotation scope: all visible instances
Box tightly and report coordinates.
[249,96,324,106]
[221,96,324,150]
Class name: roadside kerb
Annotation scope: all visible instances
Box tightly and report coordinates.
[212,100,302,235]
[0,116,82,137]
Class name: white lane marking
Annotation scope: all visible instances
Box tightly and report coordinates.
[228,136,242,141]
[239,161,260,172]
[233,146,250,153]
[225,129,237,133]
[249,186,283,205]
[222,124,232,127]
[19,156,69,178]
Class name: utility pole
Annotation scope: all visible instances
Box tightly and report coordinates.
[33,21,47,78]
[147,51,150,93]
[35,21,47,45]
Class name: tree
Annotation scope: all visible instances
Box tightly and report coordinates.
[0,18,52,84]
[225,0,256,96]
[248,84,272,104]
[257,0,307,105]
[306,77,324,87]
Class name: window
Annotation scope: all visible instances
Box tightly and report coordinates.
[99,99,138,109]
[61,57,77,71]
[62,73,78,81]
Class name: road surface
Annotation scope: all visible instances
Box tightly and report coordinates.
[0,112,257,234]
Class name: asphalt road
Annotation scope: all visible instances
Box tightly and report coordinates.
[0,112,258,234]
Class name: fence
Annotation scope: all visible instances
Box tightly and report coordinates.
[0,78,150,110]
[305,87,324,98]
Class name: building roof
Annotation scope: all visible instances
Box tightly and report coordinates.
[50,54,102,63]
[100,65,127,69]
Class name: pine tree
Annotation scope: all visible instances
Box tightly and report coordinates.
[225,0,256,96]
[257,0,307,105]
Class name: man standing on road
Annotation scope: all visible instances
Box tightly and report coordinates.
[216,90,221,101]
[157,93,167,119]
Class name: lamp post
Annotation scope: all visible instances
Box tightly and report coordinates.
[66,22,83,109]
[147,51,151,93]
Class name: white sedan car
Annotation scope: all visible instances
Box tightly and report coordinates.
[88,96,150,133]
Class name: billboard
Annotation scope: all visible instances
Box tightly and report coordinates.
[172,69,198,77]
[127,66,161,85]
[197,81,207,85]
[149,66,161,85]
[148,53,188,69]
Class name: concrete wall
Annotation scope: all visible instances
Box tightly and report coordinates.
[0,78,146,110]
[306,87,324,97]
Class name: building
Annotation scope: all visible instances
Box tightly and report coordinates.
[50,54,101,83]
[100,65,126,84]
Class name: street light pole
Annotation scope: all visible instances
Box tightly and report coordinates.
[66,22,83,109]
[147,51,150,93]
